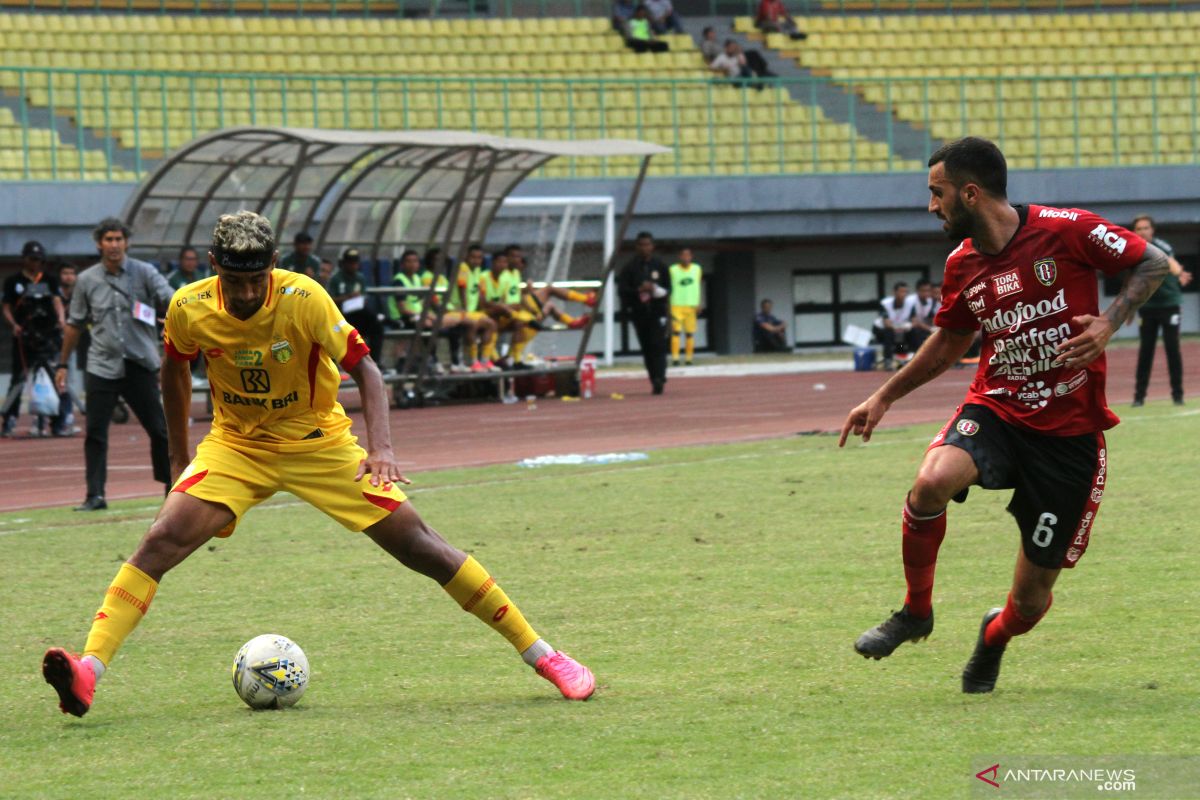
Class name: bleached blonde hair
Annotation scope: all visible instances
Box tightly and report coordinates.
[212,210,274,254]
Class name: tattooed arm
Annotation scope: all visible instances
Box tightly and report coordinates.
[839,327,977,446]
[1053,242,1169,369]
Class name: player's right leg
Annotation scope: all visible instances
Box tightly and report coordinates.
[43,492,234,717]
[855,442,978,659]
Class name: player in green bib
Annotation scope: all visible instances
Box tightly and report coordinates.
[444,245,498,372]
[387,250,432,326]
[669,248,703,365]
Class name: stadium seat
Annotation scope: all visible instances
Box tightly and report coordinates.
[0,10,911,181]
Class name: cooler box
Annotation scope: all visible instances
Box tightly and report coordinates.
[853,347,876,371]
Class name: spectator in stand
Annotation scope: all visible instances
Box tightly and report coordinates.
[327,248,383,364]
[2,240,66,437]
[873,281,917,370]
[617,231,671,394]
[756,0,807,39]
[710,39,753,81]
[1130,214,1192,407]
[612,0,636,32]
[55,218,174,510]
[317,258,334,288]
[280,231,320,277]
[908,278,937,353]
[753,299,789,352]
[644,0,683,34]
[700,26,721,64]
[166,246,208,291]
[624,6,669,53]
[710,40,775,86]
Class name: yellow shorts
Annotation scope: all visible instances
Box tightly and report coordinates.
[171,435,408,536]
[671,306,698,335]
[441,310,488,326]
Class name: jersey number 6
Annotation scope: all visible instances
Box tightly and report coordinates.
[1032,512,1058,548]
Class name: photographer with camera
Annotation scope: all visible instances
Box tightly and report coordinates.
[2,241,67,438]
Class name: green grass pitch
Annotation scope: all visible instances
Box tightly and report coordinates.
[2,401,1196,799]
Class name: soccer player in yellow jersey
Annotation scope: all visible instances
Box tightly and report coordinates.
[479,251,535,365]
[444,245,499,373]
[41,212,596,717]
[669,248,702,366]
[500,246,594,367]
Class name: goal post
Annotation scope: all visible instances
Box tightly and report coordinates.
[491,196,617,366]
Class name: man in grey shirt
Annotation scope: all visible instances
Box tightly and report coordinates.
[55,218,174,511]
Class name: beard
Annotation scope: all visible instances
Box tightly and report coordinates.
[942,204,975,241]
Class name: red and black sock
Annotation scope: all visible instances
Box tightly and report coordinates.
[901,498,947,620]
[984,591,1053,647]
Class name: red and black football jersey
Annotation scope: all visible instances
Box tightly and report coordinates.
[935,205,1146,436]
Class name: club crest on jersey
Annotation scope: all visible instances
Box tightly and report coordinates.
[1033,258,1057,287]
[993,269,1022,299]
[271,339,294,364]
[955,419,979,436]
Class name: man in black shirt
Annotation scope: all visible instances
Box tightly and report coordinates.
[617,232,671,394]
[2,241,66,436]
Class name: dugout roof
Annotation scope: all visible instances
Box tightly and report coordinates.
[121,127,669,266]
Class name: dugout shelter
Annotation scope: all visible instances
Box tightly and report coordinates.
[121,127,668,404]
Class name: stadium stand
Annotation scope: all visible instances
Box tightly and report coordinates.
[738,10,1200,168]
[0,11,913,179]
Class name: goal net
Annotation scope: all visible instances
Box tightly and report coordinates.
[486,196,617,365]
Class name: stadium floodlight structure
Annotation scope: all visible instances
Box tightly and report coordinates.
[121,127,668,397]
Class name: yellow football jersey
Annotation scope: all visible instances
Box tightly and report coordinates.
[163,269,370,450]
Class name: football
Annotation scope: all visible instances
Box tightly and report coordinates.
[231,634,309,710]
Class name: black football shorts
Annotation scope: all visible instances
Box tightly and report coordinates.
[930,403,1107,569]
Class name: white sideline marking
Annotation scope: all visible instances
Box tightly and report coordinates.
[3,408,1193,535]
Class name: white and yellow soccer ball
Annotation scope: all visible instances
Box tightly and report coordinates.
[231,634,309,709]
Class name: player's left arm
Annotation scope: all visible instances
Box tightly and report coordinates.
[346,355,412,488]
[1054,242,1169,368]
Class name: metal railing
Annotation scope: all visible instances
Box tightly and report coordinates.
[0,0,1187,14]
[712,0,1187,13]
[0,0,610,15]
[0,67,1196,181]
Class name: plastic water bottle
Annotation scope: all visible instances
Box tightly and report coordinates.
[580,355,597,399]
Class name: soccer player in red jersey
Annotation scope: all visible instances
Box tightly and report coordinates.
[839,138,1168,693]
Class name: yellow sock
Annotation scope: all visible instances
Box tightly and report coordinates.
[83,562,158,667]
[511,329,536,363]
[685,335,695,361]
[565,289,588,303]
[558,312,577,325]
[467,339,479,362]
[671,334,681,359]
[482,330,498,361]
[443,556,539,653]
